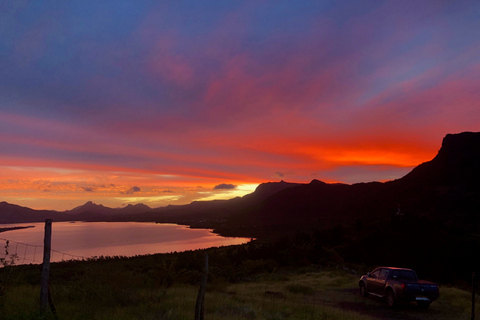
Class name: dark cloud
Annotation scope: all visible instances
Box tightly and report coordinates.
[82,186,95,192]
[213,183,237,190]
[99,184,115,188]
[162,189,174,193]
[275,172,285,178]
[124,186,141,194]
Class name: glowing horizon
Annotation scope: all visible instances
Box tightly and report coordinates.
[1,1,479,211]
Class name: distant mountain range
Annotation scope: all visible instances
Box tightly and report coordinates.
[66,201,152,216]
[1,132,479,239]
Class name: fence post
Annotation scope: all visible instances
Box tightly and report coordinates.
[40,219,52,312]
[472,272,476,320]
[195,253,208,320]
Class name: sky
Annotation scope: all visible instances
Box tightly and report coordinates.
[1,1,479,211]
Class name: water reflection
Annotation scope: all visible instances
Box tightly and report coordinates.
[0,221,250,265]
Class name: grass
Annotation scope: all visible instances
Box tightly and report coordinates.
[0,250,479,320]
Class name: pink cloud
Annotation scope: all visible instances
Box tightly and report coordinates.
[148,35,195,86]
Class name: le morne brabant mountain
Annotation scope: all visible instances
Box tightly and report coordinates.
[1,131,479,238]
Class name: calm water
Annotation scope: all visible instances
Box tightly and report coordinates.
[0,221,250,265]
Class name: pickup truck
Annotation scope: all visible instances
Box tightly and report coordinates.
[359,267,439,308]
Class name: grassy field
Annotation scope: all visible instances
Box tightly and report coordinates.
[0,248,478,320]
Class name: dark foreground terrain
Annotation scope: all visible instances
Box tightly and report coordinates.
[0,240,477,320]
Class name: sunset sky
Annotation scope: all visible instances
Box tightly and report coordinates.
[1,1,479,211]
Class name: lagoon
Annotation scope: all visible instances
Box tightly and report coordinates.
[0,221,250,265]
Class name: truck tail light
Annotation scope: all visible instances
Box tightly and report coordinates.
[401,283,406,290]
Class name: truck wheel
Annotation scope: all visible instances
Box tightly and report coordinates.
[359,282,369,297]
[386,290,396,308]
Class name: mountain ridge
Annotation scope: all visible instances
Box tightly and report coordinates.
[1,132,479,237]
[66,201,152,216]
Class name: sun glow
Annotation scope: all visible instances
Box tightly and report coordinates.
[192,184,260,202]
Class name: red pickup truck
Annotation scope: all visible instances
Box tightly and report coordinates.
[359,267,439,308]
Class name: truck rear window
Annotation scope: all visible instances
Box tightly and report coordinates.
[391,270,417,281]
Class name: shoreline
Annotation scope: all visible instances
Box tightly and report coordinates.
[0,226,35,234]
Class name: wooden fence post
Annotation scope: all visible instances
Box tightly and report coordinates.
[472,272,476,320]
[40,219,52,312]
[195,253,208,320]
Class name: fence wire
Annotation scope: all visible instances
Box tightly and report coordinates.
[0,237,86,265]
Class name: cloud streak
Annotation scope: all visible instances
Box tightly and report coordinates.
[213,184,237,190]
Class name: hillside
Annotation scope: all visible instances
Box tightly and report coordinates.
[0,202,65,224]
[173,131,478,238]
[223,132,480,233]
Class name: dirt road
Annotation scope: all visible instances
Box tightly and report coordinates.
[326,288,464,320]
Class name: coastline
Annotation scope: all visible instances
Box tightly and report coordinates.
[0,226,35,234]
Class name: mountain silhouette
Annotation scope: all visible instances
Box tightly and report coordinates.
[0,201,65,223]
[399,131,480,187]
[221,132,480,235]
[67,201,112,215]
[0,132,479,237]
[66,201,152,216]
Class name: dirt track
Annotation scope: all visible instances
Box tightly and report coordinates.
[317,288,459,320]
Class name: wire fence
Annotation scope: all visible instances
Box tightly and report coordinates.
[0,237,86,265]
